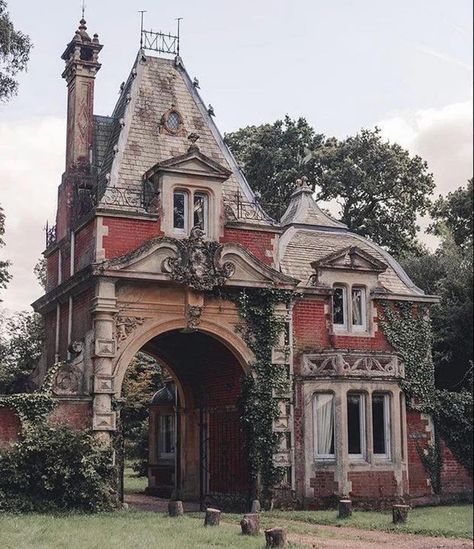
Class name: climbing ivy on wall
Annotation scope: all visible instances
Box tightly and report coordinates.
[0,362,60,425]
[220,287,294,503]
[380,301,473,475]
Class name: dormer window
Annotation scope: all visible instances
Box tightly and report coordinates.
[173,189,209,235]
[332,284,367,333]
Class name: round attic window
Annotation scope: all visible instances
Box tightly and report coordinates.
[165,110,182,133]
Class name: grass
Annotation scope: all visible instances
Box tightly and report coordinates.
[123,467,147,495]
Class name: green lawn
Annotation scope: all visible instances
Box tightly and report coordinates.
[123,467,147,495]
[255,505,473,539]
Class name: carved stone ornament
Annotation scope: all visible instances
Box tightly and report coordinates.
[115,315,146,345]
[186,304,203,330]
[52,363,82,395]
[302,352,404,379]
[162,227,235,291]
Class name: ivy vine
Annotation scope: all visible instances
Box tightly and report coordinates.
[219,287,294,503]
[0,362,60,425]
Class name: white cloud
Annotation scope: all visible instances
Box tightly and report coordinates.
[0,117,65,314]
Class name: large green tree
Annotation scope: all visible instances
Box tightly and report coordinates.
[226,122,434,255]
[0,0,31,102]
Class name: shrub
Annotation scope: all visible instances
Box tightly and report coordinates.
[0,424,118,512]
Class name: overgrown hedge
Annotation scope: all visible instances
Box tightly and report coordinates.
[0,424,118,512]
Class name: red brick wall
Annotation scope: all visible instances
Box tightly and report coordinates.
[349,471,398,499]
[221,227,276,265]
[74,220,95,271]
[60,241,71,282]
[103,217,163,259]
[46,249,59,291]
[293,297,331,364]
[58,301,70,361]
[440,440,472,494]
[71,287,94,343]
[310,471,337,497]
[0,407,21,447]
[49,402,93,430]
[44,309,57,367]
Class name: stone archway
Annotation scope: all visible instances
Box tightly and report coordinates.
[108,319,253,508]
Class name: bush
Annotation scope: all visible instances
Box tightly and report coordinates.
[0,424,118,512]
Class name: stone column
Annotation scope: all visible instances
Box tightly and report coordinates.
[91,278,118,440]
[334,385,351,495]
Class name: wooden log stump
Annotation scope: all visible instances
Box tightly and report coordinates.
[240,513,260,535]
[392,504,410,524]
[265,527,287,547]
[204,508,221,527]
[250,499,261,513]
[338,499,352,519]
[168,500,184,517]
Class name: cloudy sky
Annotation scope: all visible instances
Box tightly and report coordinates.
[0,0,472,313]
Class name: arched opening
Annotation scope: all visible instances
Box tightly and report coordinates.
[120,328,250,510]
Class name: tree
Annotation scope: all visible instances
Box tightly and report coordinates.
[0,1,32,102]
[401,233,473,390]
[226,122,434,256]
[429,179,473,249]
[34,257,46,289]
[0,310,44,393]
[225,116,325,220]
[0,203,12,299]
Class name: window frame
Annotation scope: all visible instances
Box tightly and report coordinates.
[193,191,209,234]
[347,392,367,460]
[332,285,348,330]
[332,284,369,334]
[158,413,175,460]
[351,286,367,332]
[372,393,391,459]
[313,392,336,461]
[172,189,189,234]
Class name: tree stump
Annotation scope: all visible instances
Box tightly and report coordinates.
[338,499,352,519]
[240,513,260,535]
[168,500,184,517]
[204,508,221,527]
[392,504,410,524]
[265,527,287,547]
[250,499,261,513]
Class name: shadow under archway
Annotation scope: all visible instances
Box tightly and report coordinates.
[136,329,251,511]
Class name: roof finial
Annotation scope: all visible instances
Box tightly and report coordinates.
[81,0,86,19]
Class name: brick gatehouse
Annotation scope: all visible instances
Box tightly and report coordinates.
[1,17,471,509]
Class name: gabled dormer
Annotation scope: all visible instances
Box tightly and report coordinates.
[143,140,231,240]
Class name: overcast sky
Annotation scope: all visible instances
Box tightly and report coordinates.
[0,0,472,313]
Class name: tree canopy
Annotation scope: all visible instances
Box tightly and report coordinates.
[0,0,31,102]
[0,203,11,299]
[226,121,435,256]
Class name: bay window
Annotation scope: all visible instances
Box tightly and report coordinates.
[313,393,335,460]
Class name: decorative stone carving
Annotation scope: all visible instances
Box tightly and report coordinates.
[94,338,116,357]
[115,315,146,345]
[94,374,115,394]
[53,363,82,395]
[273,452,292,467]
[92,411,116,431]
[186,304,203,330]
[302,352,404,379]
[162,227,235,291]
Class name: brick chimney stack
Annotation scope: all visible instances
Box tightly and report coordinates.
[61,18,102,172]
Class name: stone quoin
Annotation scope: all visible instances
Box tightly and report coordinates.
[0,16,470,510]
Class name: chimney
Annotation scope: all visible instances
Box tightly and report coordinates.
[55,19,102,242]
[61,18,102,172]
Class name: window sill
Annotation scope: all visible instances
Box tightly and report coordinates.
[332,328,372,338]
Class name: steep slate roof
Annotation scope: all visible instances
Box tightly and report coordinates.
[279,182,425,296]
[92,115,114,171]
[94,52,271,223]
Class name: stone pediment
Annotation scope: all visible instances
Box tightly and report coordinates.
[143,145,232,182]
[311,246,387,274]
[97,231,299,290]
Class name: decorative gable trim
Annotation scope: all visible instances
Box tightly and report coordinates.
[143,145,232,181]
[311,246,388,274]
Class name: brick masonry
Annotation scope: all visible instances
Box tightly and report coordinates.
[221,227,277,266]
[0,408,21,447]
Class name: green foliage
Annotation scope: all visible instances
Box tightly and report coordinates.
[226,122,434,255]
[121,352,163,476]
[33,257,46,289]
[0,1,32,102]
[401,234,473,390]
[0,203,12,298]
[0,310,45,394]
[429,179,473,249]
[222,287,293,502]
[417,439,442,494]
[434,389,473,473]
[380,301,435,402]
[225,116,324,220]
[0,424,117,512]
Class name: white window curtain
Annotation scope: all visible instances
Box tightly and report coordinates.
[314,393,334,458]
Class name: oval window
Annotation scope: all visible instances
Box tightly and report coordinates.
[166,110,182,132]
